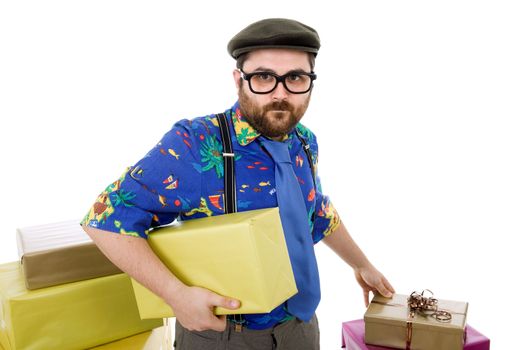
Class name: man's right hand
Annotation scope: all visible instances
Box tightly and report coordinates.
[169,285,241,332]
[82,226,239,332]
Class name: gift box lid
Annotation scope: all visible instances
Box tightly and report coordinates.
[365,293,468,334]
[16,220,90,257]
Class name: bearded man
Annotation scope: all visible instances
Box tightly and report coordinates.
[82,18,394,350]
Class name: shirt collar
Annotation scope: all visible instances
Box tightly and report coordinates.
[230,101,297,146]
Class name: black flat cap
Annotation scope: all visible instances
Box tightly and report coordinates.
[227,18,320,59]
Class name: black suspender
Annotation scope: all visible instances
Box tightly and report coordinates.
[216,113,317,215]
[216,113,241,328]
[216,112,317,329]
[216,113,237,214]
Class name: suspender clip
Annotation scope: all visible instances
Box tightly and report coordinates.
[230,314,244,332]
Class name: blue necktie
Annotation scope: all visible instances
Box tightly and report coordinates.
[262,138,321,322]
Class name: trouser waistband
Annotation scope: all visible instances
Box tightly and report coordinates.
[226,314,293,331]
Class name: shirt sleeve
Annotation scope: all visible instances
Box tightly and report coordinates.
[311,180,341,244]
[80,119,202,239]
[308,135,341,244]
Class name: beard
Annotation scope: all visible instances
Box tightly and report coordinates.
[238,86,311,138]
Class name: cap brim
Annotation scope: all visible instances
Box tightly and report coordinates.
[231,45,318,59]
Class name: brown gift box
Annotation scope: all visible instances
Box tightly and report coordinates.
[364,293,468,350]
[17,220,121,290]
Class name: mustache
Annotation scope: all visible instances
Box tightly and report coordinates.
[263,101,293,113]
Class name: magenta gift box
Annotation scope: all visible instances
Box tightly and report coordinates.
[342,319,490,350]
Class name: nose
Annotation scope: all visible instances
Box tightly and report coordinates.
[271,81,288,100]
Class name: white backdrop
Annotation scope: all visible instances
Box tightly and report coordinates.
[1,1,523,348]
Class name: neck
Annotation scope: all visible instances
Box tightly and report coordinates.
[270,135,287,142]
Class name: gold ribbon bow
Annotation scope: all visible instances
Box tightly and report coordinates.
[407,289,452,322]
[405,289,452,350]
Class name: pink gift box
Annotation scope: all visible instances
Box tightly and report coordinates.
[342,319,490,350]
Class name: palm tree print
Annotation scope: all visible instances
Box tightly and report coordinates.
[200,135,225,178]
[201,135,241,178]
[111,190,136,207]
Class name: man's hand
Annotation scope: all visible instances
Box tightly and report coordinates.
[322,221,395,306]
[354,264,395,307]
[169,285,241,332]
[83,226,241,332]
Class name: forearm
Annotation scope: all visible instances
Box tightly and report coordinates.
[322,221,371,270]
[82,225,185,304]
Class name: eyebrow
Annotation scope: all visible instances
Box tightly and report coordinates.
[251,66,310,74]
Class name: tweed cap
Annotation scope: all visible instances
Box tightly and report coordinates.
[227,18,320,59]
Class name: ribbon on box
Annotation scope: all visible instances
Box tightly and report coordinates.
[405,290,452,350]
[407,289,452,322]
[370,290,458,350]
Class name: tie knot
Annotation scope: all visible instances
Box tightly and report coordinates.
[262,139,292,164]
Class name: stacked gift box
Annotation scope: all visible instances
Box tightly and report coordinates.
[2,208,298,348]
[342,292,490,350]
[0,220,168,349]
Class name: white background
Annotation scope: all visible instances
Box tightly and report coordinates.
[1,1,523,348]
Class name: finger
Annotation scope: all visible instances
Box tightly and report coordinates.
[209,315,228,332]
[383,277,396,294]
[375,281,393,298]
[210,293,241,310]
[363,289,370,307]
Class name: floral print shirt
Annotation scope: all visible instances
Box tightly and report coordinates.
[81,101,340,329]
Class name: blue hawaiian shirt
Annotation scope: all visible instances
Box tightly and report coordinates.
[82,101,340,329]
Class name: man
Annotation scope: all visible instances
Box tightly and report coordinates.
[82,18,394,349]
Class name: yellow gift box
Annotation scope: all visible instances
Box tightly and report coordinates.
[131,208,298,319]
[89,323,172,349]
[0,262,162,350]
[364,293,468,350]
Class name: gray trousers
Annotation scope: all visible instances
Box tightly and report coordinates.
[174,314,320,350]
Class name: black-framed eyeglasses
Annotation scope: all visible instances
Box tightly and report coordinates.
[240,69,317,94]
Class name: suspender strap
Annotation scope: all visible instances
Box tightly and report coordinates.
[295,130,317,191]
[216,113,318,330]
[216,113,237,214]
[217,112,244,330]
[216,112,315,214]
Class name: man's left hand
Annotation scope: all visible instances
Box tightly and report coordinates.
[354,264,395,306]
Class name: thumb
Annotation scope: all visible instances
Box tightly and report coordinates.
[210,293,241,310]
[376,283,393,298]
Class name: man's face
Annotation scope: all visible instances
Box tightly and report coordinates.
[233,49,312,139]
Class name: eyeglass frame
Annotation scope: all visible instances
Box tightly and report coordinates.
[239,69,317,94]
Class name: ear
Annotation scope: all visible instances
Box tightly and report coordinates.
[233,69,242,90]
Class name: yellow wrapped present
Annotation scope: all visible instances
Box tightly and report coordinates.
[131,208,298,319]
[89,322,172,349]
[0,262,162,350]
[364,291,468,350]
